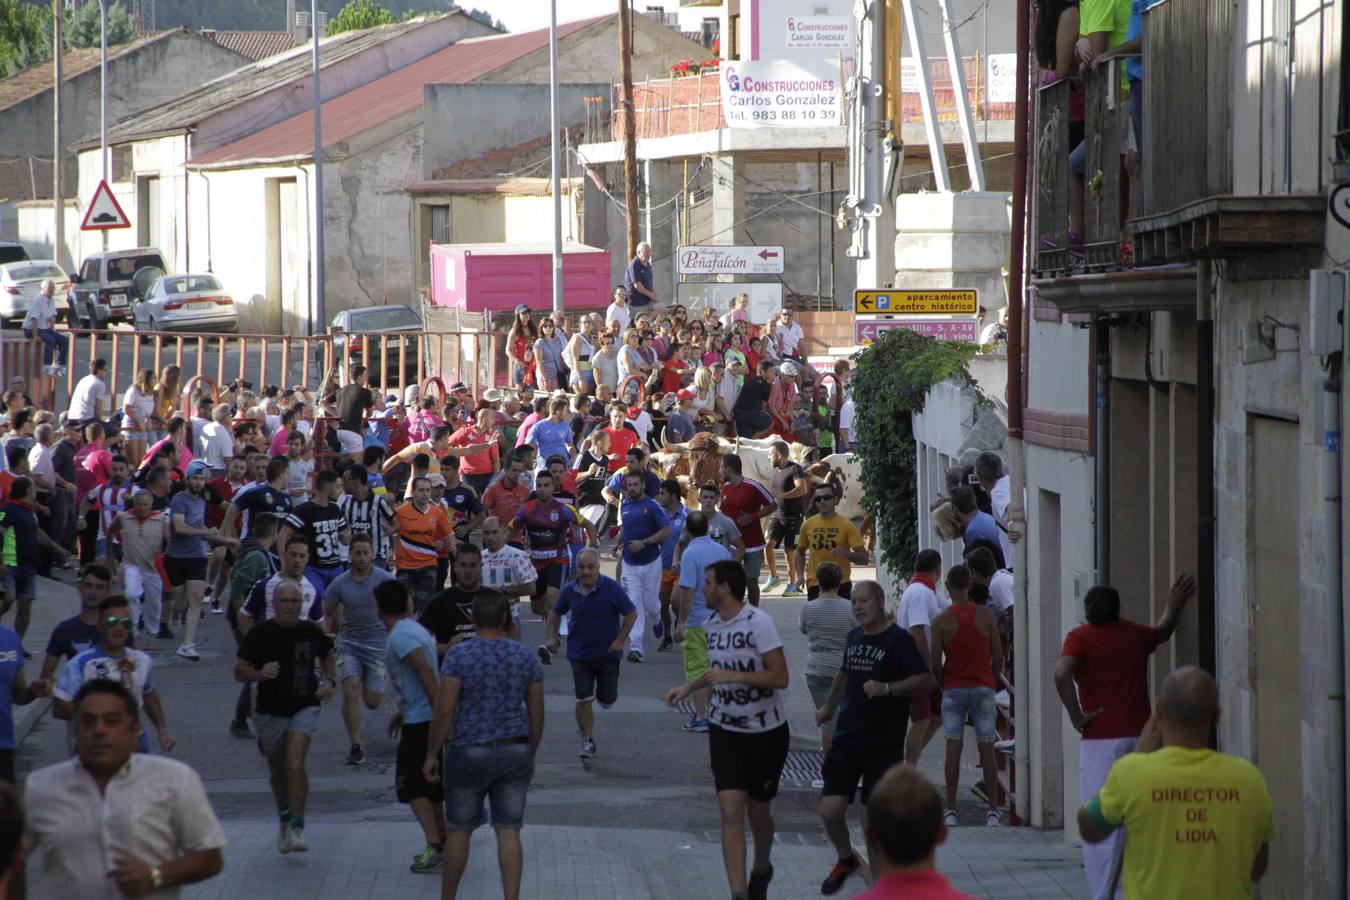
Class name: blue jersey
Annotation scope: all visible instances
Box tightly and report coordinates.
[619,495,670,566]
[233,482,293,540]
[0,627,21,749]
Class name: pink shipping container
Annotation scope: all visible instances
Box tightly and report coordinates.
[429,242,613,312]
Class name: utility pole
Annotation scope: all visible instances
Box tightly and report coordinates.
[618,0,639,260]
[548,0,563,314]
[311,0,325,333]
[99,0,108,252]
[52,0,63,271]
[850,0,895,291]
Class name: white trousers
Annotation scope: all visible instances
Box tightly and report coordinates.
[619,557,661,656]
[124,565,164,634]
[1080,736,1137,900]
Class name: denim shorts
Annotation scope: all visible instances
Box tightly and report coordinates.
[941,686,998,741]
[2,572,34,600]
[742,548,764,581]
[444,741,532,830]
[337,640,388,694]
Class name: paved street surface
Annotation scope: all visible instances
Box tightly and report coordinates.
[17,558,1088,899]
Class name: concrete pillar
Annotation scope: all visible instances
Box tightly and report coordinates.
[1167,383,1198,671]
[894,191,1011,330]
[643,159,676,302]
[708,154,745,283]
[1148,382,1172,638]
[1108,378,1151,618]
[582,168,609,251]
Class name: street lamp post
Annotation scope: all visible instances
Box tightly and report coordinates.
[311,0,326,333]
[100,0,107,251]
[548,0,563,315]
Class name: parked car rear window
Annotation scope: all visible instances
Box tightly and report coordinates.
[347,307,421,331]
[105,254,166,280]
[4,263,63,281]
[163,275,222,294]
[0,246,29,265]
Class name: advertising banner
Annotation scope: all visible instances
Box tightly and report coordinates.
[720,59,842,128]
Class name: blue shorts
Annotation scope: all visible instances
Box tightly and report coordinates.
[941,686,998,741]
[742,548,764,581]
[305,564,344,592]
[2,571,35,600]
[337,640,388,694]
[444,740,532,830]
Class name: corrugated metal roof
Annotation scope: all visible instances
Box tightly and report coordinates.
[201,30,299,62]
[192,17,603,167]
[97,17,448,146]
[0,30,191,113]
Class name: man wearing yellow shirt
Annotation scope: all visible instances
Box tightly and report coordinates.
[1077,667,1273,900]
[793,484,868,600]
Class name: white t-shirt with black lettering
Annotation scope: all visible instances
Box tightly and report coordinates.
[704,602,786,733]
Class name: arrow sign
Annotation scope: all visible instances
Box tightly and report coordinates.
[677,245,785,275]
[80,180,131,231]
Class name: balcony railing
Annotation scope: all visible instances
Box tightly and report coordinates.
[1033,64,1131,278]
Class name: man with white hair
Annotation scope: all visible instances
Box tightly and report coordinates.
[624,241,659,311]
[21,278,67,376]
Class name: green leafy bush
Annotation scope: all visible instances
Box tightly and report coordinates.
[852,328,978,575]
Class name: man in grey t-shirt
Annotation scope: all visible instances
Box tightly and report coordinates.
[676,482,746,566]
[322,535,394,766]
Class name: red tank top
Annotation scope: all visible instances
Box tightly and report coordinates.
[942,604,995,690]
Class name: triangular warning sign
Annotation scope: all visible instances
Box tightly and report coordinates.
[81,179,131,231]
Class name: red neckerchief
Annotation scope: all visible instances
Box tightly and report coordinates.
[910,572,938,592]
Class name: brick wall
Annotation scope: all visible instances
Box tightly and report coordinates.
[798,311,855,355]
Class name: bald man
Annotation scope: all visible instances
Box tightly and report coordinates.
[853,764,973,899]
[1078,667,1273,899]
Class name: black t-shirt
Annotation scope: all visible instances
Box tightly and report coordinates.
[442,484,483,531]
[336,384,373,433]
[52,440,78,484]
[284,500,348,568]
[734,375,771,413]
[419,585,512,656]
[833,624,929,748]
[771,462,807,516]
[237,619,335,717]
[575,451,607,507]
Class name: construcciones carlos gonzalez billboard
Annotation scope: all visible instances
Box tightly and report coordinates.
[720,59,842,128]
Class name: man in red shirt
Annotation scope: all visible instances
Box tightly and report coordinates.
[482,455,530,528]
[855,764,974,900]
[718,453,776,607]
[1054,573,1196,899]
[600,403,638,473]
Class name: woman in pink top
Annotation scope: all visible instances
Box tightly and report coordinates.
[451,407,501,497]
[143,415,193,473]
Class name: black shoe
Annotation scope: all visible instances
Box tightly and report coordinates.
[229,719,253,739]
[748,865,774,900]
[657,636,674,652]
[970,779,990,804]
[626,651,643,663]
[537,644,552,666]
[156,625,173,640]
[345,743,365,766]
[820,856,859,895]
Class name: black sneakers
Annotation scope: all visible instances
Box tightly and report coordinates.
[820,856,859,895]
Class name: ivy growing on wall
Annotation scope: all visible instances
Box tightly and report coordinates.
[852,328,979,576]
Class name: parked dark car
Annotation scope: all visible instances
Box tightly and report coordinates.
[330,304,425,392]
[69,247,167,328]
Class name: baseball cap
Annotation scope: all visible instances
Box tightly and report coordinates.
[483,388,504,403]
[675,389,696,401]
[427,473,447,487]
[779,361,799,377]
[514,303,530,314]
[449,381,468,393]
[185,461,210,477]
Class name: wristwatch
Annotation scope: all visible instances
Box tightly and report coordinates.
[886,682,896,697]
[149,866,164,889]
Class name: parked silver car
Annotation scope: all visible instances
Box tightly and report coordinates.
[0,260,70,324]
[133,273,239,335]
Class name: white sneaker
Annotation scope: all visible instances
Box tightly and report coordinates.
[289,825,308,851]
[985,809,1001,827]
[277,822,292,854]
[174,643,199,661]
[944,809,958,827]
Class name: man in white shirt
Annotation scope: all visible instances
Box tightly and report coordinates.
[896,549,947,765]
[199,404,236,475]
[478,517,537,618]
[975,451,1015,569]
[26,680,225,897]
[605,285,631,334]
[21,279,68,376]
[838,397,856,451]
[773,310,805,361]
[68,357,110,424]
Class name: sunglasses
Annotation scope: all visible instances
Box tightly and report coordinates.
[103,616,133,629]
[814,494,835,502]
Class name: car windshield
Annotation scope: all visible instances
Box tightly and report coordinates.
[163,275,222,294]
[0,246,28,265]
[105,254,165,281]
[4,263,63,281]
[345,307,420,331]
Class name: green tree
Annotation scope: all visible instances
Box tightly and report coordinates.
[64,1,138,50]
[0,0,49,77]
[851,328,979,574]
[325,0,395,35]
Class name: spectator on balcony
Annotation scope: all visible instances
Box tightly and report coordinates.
[1036,0,1085,243]
[1093,0,1145,222]
[505,305,538,392]
[624,241,659,311]
[1068,0,1131,242]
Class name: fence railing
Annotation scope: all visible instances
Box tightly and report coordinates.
[2,327,506,415]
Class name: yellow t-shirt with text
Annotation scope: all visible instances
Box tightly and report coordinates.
[1097,746,1273,900]
[797,513,864,588]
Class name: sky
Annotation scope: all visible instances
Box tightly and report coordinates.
[469,1,710,34]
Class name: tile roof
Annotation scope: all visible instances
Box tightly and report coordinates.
[0,30,191,113]
[200,30,299,62]
[192,17,603,167]
[96,17,446,146]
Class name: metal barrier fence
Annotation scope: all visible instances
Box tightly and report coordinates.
[0,328,504,414]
